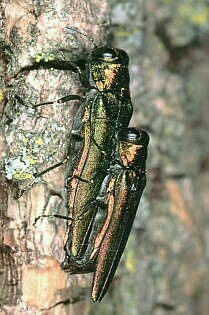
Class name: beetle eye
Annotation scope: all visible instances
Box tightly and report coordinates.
[102,52,114,59]
[91,47,118,61]
[118,128,149,145]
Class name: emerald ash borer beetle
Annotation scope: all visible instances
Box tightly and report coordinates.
[22,27,149,302]
[62,127,149,302]
[62,28,133,269]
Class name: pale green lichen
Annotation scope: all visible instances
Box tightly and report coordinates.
[0,88,4,101]
[26,155,37,165]
[35,137,44,146]
[23,138,29,144]
[35,52,55,63]
[13,170,34,180]
[4,134,45,181]
[5,155,35,180]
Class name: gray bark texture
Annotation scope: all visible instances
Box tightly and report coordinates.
[1,0,209,314]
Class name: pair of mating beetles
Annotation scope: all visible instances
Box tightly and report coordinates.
[33,28,149,302]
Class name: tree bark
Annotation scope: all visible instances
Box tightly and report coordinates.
[0,0,108,314]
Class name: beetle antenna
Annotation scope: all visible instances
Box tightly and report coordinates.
[66,26,98,49]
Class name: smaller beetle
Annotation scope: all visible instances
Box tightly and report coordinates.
[62,127,149,302]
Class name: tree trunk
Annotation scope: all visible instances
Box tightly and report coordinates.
[1,0,209,314]
[0,0,108,314]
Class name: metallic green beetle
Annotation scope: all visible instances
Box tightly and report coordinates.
[63,127,149,301]
[62,44,133,267]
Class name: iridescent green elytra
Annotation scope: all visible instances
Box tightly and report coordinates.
[62,45,133,267]
[91,128,149,302]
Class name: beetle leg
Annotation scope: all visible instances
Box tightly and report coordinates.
[18,156,70,197]
[33,213,74,226]
[34,94,83,107]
